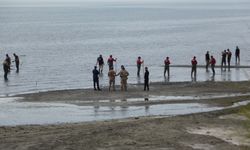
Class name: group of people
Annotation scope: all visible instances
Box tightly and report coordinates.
[2,53,19,80]
[93,55,131,91]
[93,46,241,91]
[94,54,150,91]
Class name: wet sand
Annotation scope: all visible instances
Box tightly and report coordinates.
[1,81,250,149]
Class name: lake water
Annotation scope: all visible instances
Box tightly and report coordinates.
[0,1,250,96]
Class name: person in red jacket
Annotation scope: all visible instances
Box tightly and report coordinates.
[136,56,144,76]
[107,55,117,70]
[210,55,216,76]
[191,56,197,78]
[164,57,171,77]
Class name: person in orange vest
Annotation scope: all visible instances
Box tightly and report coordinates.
[210,55,216,76]
[164,57,171,77]
[191,56,197,78]
[136,56,144,76]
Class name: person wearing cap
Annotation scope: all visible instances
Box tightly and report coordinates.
[191,56,197,78]
[92,66,101,91]
[117,65,129,91]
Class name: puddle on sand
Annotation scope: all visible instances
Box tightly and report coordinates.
[75,93,250,104]
[0,97,249,126]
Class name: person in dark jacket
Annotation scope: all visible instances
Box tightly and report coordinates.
[235,46,240,64]
[92,66,101,91]
[205,51,210,71]
[97,54,104,73]
[3,60,9,80]
[5,54,11,72]
[227,49,232,70]
[144,67,149,91]
[210,55,216,76]
[13,53,20,72]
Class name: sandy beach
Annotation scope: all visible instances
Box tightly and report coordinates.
[0,81,250,150]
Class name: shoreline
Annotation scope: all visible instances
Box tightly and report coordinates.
[1,80,250,149]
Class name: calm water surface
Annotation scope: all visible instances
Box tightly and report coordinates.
[0,2,250,95]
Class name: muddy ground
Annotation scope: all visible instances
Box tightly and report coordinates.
[1,81,250,150]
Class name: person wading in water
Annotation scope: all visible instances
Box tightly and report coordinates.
[136,56,144,76]
[191,56,198,78]
[144,67,149,91]
[13,53,20,72]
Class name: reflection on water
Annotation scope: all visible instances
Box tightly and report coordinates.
[0,97,249,126]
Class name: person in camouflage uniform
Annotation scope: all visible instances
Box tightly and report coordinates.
[117,65,129,91]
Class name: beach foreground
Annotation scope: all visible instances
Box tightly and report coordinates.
[1,81,250,149]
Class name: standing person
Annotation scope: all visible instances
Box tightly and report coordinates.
[117,65,129,91]
[136,56,144,76]
[92,66,101,91]
[227,49,232,70]
[235,46,240,64]
[97,55,104,73]
[191,56,197,78]
[210,55,216,76]
[205,51,210,71]
[5,54,11,72]
[107,55,117,70]
[144,67,149,91]
[164,57,171,77]
[221,50,227,69]
[3,60,9,80]
[13,53,19,72]
[108,67,116,91]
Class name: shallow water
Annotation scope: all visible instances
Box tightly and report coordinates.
[0,1,250,96]
[0,97,249,126]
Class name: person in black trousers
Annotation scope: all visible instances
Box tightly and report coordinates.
[92,66,101,91]
[3,60,9,80]
[144,67,149,91]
